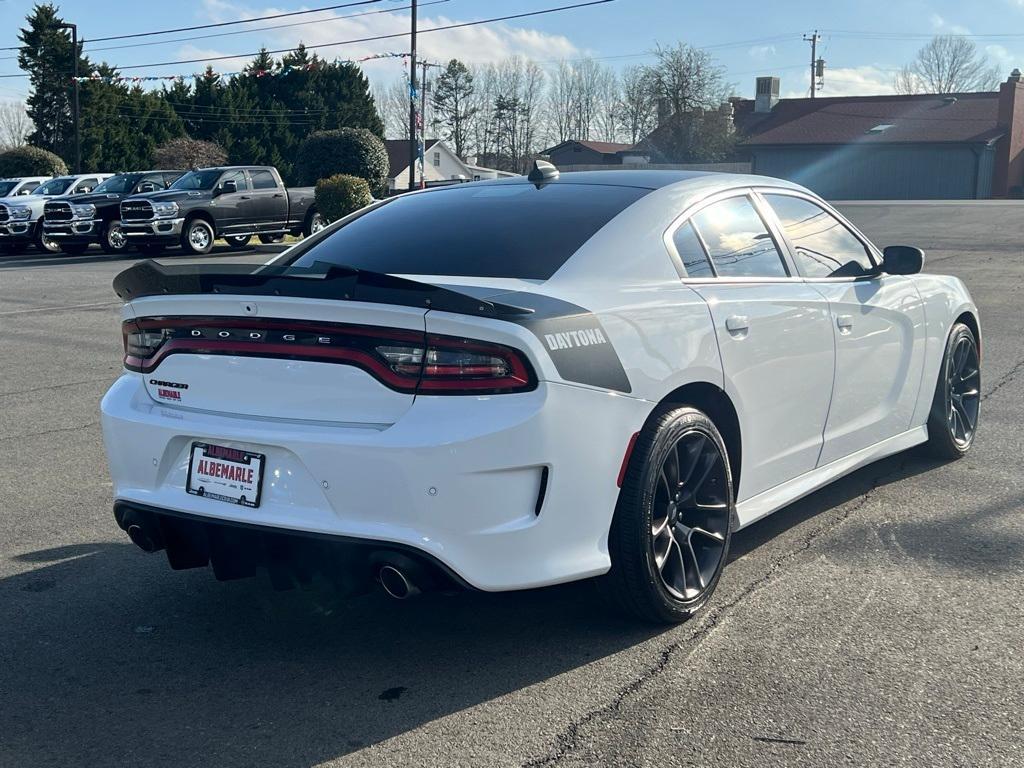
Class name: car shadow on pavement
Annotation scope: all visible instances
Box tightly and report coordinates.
[1,449,988,768]
[0,540,661,767]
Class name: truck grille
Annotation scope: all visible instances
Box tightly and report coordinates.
[44,201,73,221]
[121,200,154,222]
[0,205,8,223]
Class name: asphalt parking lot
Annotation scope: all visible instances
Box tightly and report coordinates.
[1,203,1022,768]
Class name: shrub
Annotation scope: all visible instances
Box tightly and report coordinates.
[295,128,388,194]
[0,146,68,178]
[152,137,227,169]
[315,174,372,223]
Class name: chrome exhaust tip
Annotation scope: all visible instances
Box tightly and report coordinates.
[379,564,421,600]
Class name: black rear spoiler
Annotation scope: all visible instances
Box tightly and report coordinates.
[112,260,534,318]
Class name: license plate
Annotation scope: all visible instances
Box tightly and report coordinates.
[186,442,265,508]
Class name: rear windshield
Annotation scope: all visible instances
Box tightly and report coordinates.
[290,182,649,280]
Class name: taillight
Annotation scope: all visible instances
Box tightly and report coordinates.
[123,318,536,395]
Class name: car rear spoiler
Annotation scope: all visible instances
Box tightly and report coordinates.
[112,260,534,318]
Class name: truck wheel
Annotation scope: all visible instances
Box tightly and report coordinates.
[259,234,284,244]
[137,243,165,256]
[35,223,60,254]
[224,235,251,250]
[181,218,215,255]
[100,220,129,254]
[60,243,89,255]
[303,211,326,238]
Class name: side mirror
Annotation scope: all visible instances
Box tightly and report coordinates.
[882,245,924,275]
[219,179,237,195]
[79,186,93,194]
[137,182,155,193]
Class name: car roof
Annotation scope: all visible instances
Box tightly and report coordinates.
[472,169,715,191]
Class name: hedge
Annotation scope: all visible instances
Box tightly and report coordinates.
[0,146,68,178]
[314,174,372,224]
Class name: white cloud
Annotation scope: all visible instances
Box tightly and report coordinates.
[929,13,970,35]
[748,44,776,60]
[172,0,581,82]
[783,66,897,98]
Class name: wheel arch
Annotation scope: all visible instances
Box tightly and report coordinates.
[954,309,981,359]
[183,209,216,235]
[654,381,742,498]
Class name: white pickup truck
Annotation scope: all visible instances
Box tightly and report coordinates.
[0,173,111,254]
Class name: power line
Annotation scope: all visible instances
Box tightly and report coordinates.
[106,0,617,71]
[0,1,450,61]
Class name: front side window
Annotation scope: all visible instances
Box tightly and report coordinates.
[171,170,221,190]
[690,196,788,278]
[250,170,277,190]
[289,182,649,280]
[34,178,75,195]
[220,170,248,192]
[94,174,136,194]
[74,177,100,193]
[764,194,876,278]
[0,180,20,196]
[671,222,714,278]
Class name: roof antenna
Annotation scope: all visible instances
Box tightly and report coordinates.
[528,159,559,187]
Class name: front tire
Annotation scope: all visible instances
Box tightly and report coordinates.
[605,406,734,623]
[925,322,981,459]
[258,233,284,244]
[100,220,129,254]
[180,218,215,255]
[35,223,60,254]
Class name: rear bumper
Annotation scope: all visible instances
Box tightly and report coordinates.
[122,217,184,241]
[101,373,650,591]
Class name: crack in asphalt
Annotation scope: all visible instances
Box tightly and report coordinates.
[982,356,1024,401]
[522,458,909,768]
[0,422,100,444]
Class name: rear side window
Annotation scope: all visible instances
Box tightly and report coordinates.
[251,170,277,190]
[691,196,788,278]
[290,183,650,279]
[671,222,713,278]
[764,194,876,278]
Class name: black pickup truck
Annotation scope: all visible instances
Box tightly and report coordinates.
[120,166,322,255]
[43,170,183,255]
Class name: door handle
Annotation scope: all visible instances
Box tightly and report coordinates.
[837,314,854,331]
[273,193,284,198]
[240,195,251,200]
[725,315,749,333]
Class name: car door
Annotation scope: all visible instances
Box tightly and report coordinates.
[214,169,252,233]
[671,191,836,503]
[248,169,288,231]
[759,191,926,465]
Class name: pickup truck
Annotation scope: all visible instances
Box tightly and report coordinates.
[120,166,322,255]
[0,176,50,199]
[0,173,112,254]
[43,170,183,255]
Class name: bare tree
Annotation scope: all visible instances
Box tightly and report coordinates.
[645,43,731,117]
[894,35,1002,94]
[619,65,656,144]
[546,61,578,145]
[593,67,621,143]
[373,78,410,139]
[0,102,30,150]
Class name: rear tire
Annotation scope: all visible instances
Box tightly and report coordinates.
[302,211,325,238]
[224,235,251,250]
[925,322,981,459]
[258,233,284,244]
[100,220,129,254]
[180,218,215,255]
[604,406,734,624]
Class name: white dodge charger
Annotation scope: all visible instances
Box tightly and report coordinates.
[101,166,981,623]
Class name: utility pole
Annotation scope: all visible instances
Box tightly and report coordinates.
[59,22,80,173]
[407,0,418,192]
[803,30,820,98]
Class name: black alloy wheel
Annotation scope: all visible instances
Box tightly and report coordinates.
[926,322,981,458]
[606,406,734,623]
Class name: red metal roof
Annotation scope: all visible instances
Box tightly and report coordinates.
[739,92,1003,146]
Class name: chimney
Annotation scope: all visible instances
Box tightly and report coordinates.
[755,76,780,113]
[994,70,1024,197]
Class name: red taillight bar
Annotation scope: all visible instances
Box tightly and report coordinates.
[122,317,537,395]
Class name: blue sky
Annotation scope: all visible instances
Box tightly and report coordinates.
[1,0,1023,102]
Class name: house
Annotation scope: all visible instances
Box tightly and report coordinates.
[542,140,641,167]
[383,139,516,193]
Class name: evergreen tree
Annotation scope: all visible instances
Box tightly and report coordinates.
[17,3,90,162]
